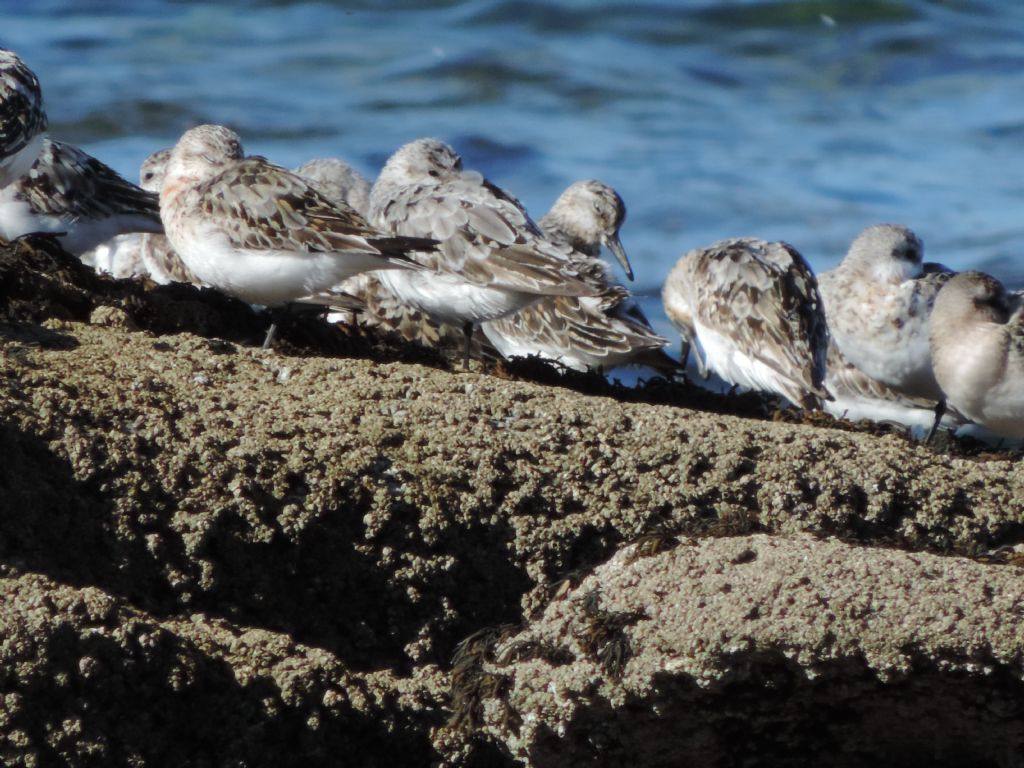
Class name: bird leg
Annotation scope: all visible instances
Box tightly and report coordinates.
[462,321,474,371]
[262,304,291,349]
[689,337,710,379]
[925,398,946,443]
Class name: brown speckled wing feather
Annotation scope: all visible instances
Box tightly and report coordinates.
[0,51,46,163]
[491,286,668,361]
[17,139,160,224]
[375,172,594,296]
[200,159,433,262]
[335,273,460,347]
[694,238,828,403]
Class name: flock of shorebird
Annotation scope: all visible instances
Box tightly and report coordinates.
[1,48,1021,441]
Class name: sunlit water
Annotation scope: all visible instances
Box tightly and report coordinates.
[3,0,1023,344]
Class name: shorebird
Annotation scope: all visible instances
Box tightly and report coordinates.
[285,159,459,349]
[818,224,952,402]
[368,138,598,368]
[0,137,163,257]
[159,124,435,347]
[481,180,673,372]
[134,148,201,284]
[0,49,161,257]
[662,237,829,409]
[0,48,47,189]
[929,271,1024,439]
[536,179,632,278]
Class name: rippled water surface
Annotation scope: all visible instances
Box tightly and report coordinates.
[3,0,1023,336]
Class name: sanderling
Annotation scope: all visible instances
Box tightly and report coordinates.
[0,48,47,189]
[0,137,163,256]
[159,124,435,346]
[481,180,673,372]
[537,180,632,277]
[929,271,1024,439]
[294,158,372,219]
[368,138,597,368]
[662,237,829,409]
[134,148,201,285]
[818,224,951,404]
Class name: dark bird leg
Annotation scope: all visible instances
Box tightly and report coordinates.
[679,339,690,369]
[925,398,946,443]
[462,321,474,371]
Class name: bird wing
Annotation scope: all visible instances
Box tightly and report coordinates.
[375,171,595,296]
[17,139,160,225]
[198,158,433,264]
[693,238,829,403]
[0,53,47,162]
[490,284,668,363]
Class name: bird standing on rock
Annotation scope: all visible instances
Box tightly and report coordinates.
[482,180,674,373]
[368,137,599,368]
[158,124,435,347]
[0,48,163,258]
[929,271,1024,439]
[662,237,829,409]
[818,223,951,402]
[818,223,953,437]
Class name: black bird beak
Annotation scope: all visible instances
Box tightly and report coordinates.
[603,233,633,281]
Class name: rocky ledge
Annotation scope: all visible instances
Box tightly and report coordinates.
[0,235,1021,767]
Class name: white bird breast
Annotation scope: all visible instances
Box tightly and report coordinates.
[694,320,796,401]
[172,221,398,307]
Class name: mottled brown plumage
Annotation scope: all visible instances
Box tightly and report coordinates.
[160,125,434,310]
[663,237,828,408]
[0,137,162,256]
[482,180,671,372]
[0,48,47,188]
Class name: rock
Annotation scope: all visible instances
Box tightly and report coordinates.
[0,235,1021,766]
[0,570,439,767]
[462,534,1024,766]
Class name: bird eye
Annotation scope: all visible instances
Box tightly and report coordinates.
[975,292,1009,315]
[893,246,917,262]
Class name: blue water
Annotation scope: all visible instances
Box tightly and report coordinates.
[2,0,1023,339]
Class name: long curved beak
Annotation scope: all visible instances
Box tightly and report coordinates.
[603,233,633,281]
